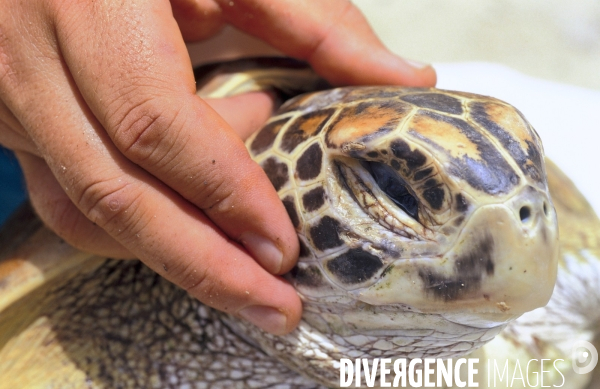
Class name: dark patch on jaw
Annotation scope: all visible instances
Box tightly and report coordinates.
[381,150,388,155]
[390,159,401,170]
[261,157,289,191]
[456,234,495,276]
[367,151,379,158]
[290,265,324,287]
[302,187,326,212]
[400,93,463,115]
[296,143,323,181]
[422,186,445,210]
[280,109,334,154]
[418,234,495,301]
[309,216,343,251]
[282,196,300,228]
[418,110,520,194]
[326,248,384,284]
[455,194,469,212]
[413,167,433,181]
[470,102,544,185]
[250,118,289,155]
[390,140,427,171]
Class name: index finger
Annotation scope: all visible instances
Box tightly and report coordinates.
[214,0,437,86]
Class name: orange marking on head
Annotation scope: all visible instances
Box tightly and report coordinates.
[327,102,411,148]
[298,112,331,136]
[410,114,481,160]
[482,102,534,146]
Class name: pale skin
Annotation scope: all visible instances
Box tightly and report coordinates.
[0,0,436,335]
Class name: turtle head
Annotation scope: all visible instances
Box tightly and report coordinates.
[243,86,558,385]
[326,90,559,318]
[272,87,559,346]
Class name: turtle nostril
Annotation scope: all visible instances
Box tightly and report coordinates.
[543,202,548,216]
[519,206,531,222]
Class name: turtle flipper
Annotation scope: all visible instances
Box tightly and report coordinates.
[0,204,106,388]
[0,206,319,388]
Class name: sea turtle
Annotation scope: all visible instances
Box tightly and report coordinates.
[0,58,598,388]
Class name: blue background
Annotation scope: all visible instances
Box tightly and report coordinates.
[0,147,28,225]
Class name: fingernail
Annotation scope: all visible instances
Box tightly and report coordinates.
[240,232,283,273]
[404,58,430,69]
[238,305,288,335]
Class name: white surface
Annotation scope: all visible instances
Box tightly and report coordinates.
[435,62,600,214]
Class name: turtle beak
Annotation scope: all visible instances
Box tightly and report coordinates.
[358,186,559,324]
[437,190,558,316]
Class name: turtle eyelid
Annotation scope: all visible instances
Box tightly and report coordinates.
[362,161,419,221]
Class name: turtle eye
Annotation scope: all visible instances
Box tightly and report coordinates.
[363,161,419,220]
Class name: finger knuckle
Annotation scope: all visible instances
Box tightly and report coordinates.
[76,176,143,237]
[193,170,234,211]
[170,261,214,299]
[191,147,255,212]
[110,98,186,167]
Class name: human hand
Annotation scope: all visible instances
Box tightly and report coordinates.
[0,0,435,335]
